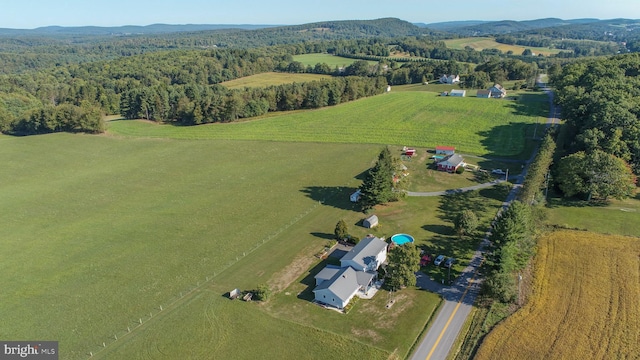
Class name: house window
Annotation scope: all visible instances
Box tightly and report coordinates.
[323,295,325,298]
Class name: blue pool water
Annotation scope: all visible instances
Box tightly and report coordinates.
[391,233,414,246]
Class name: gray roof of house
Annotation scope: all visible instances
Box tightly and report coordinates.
[341,235,386,269]
[439,154,465,167]
[313,267,360,302]
[450,89,465,94]
[314,265,342,282]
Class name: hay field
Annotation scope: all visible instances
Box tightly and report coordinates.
[444,37,565,56]
[475,230,640,359]
[220,72,332,89]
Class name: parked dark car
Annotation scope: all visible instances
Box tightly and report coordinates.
[444,257,455,268]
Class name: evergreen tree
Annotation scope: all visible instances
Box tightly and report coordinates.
[360,147,395,210]
[334,219,348,241]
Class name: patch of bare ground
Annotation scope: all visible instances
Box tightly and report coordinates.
[351,327,383,343]
[268,253,317,293]
[357,292,413,329]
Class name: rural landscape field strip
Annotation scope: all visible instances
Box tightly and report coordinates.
[443,37,565,56]
[108,91,546,157]
[220,72,332,89]
[474,230,640,359]
[0,134,384,359]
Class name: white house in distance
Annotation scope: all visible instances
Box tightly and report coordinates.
[477,84,507,99]
[489,84,507,98]
[313,235,387,310]
[439,74,460,84]
[449,89,466,97]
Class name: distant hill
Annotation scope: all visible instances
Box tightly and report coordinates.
[271,18,427,38]
[520,18,640,41]
[432,18,601,36]
[0,23,278,36]
[0,18,426,38]
[420,20,490,31]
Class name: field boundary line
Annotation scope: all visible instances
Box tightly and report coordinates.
[87,201,321,359]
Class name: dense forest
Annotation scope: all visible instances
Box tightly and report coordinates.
[550,53,639,199]
[0,27,543,135]
[4,17,639,137]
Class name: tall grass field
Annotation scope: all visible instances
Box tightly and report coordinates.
[108,91,548,158]
[220,72,332,89]
[475,230,640,359]
[292,53,376,67]
[444,37,566,56]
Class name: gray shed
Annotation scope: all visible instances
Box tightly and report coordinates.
[363,215,379,229]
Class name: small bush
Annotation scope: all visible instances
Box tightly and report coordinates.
[254,284,271,301]
[456,166,466,174]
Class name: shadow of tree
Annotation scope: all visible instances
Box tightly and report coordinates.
[545,195,610,209]
[422,224,454,236]
[310,232,335,240]
[300,186,361,211]
[477,123,535,162]
[296,258,340,302]
[505,92,550,118]
[437,191,489,223]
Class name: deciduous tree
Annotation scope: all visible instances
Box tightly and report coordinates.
[386,243,420,290]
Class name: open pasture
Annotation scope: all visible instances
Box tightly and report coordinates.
[475,230,640,359]
[0,133,389,359]
[220,72,332,89]
[444,37,566,56]
[545,194,640,237]
[108,90,548,158]
[292,53,376,67]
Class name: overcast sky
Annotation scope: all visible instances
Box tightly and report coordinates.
[2,0,639,28]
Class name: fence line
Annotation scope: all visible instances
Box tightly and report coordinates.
[87,201,321,358]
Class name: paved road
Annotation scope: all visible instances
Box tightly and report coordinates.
[410,77,558,360]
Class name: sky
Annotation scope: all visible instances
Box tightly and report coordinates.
[2,0,640,29]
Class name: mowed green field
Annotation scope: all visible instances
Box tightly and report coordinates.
[292,53,376,67]
[545,194,640,237]
[444,37,566,56]
[108,91,548,158]
[220,72,332,89]
[0,133,406,359]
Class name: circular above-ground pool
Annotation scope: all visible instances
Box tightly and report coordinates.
[391,233,414,246]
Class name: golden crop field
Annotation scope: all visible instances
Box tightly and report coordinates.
[444,37,565,56]
[475,230,640,360]
[220,72,331,89]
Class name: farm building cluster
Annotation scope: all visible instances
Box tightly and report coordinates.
[313,235,388,310]
[433,146,465,172]
[441,84,507,98]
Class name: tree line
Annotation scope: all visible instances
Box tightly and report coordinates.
[550,53,639,200]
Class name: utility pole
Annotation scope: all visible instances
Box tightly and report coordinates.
[505,168,509,182]
[545,171,550,199]
[518,273,523,306]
